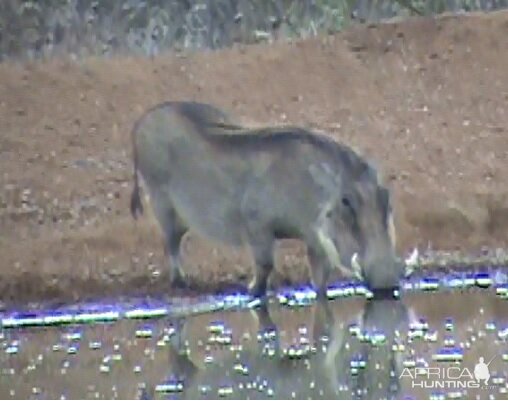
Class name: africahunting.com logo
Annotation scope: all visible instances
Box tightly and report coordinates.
[400,356,497,390]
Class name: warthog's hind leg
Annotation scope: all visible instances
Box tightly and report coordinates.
[163,224,187,289]
[153,198,188,290]
[248,237,275,299]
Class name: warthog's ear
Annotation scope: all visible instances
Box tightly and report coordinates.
[308,162,341,194]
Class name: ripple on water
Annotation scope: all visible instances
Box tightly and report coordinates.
[155,379,184,394]
[134,327,153,338]
[432,347,464,362]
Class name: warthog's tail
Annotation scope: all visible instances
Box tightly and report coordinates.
[130,122,144,220]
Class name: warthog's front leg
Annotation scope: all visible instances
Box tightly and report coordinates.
[310,229,364,298]
[308,247,333,299]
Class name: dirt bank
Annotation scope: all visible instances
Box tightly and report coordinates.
[1,11,507,307]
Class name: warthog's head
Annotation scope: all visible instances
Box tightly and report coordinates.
[311,158,403,290]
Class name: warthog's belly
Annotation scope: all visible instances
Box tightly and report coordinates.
[169,171,246,246]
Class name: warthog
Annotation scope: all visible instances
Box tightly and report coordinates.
[130,101,402,297]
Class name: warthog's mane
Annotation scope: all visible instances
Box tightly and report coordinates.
[206,122,379,184]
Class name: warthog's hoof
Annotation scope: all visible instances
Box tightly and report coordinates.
[247,280,269,300]
[316,287,329,301]
[170,275,190,291]
[218,282,251,296]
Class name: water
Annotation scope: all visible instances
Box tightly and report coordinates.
[0,272,507,399]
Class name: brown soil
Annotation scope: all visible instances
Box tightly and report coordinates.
[1,11,507,308]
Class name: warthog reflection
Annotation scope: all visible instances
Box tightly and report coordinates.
[144,296,414,399]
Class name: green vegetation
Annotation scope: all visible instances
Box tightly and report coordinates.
[0,0,506,60]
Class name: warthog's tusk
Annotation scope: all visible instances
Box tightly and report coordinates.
[351,253,363,280]
[316,229,364,280]
[316,229,342,268]
[404,247,419,277]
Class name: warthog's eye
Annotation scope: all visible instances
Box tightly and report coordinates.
[341,196,357,219]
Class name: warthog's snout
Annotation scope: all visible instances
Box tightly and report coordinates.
[350,253,404,291]
[130,101,405,298]
[313,165,403,291]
